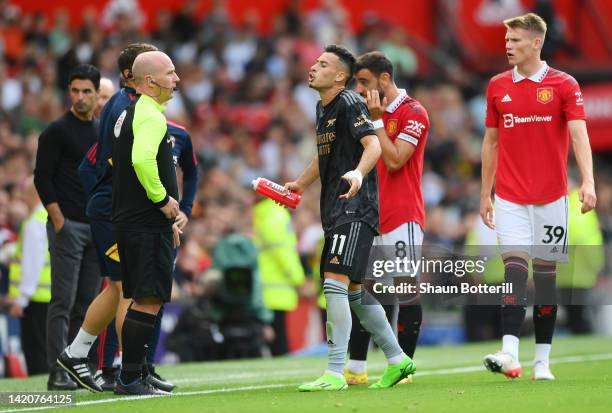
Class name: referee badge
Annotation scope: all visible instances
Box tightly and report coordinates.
[537,87,553,104]
[386,119,398,135]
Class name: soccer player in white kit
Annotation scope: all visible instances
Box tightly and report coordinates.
[480,13,596,380]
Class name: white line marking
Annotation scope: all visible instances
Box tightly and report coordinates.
[2,353,611,413]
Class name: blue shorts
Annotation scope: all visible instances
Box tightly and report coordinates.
[90,219,122,281]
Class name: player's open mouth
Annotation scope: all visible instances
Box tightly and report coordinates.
[308,73,314,82]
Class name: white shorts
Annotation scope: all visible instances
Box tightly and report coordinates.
[372,222,423,303]
[373,222,424,275]
[495,194,568,262]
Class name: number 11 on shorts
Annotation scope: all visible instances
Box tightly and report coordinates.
[330,234,347,255]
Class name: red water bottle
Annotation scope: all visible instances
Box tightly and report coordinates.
[252,177,302,209]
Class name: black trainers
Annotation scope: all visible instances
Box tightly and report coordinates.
[57,349,103,393]
[143,364,176,392]
[94,367,120,392]
[47,367,78,391]
[114,378,170,395]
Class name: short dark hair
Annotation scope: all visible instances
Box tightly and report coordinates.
[325,44,356,86]
[117,43,158,80]
[355,51,394,79]
[68,64,100,90]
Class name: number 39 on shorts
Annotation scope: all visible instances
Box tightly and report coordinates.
[541,225,565,244]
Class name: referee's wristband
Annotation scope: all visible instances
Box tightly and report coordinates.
[371,119,384,130]
[154,194,169,208]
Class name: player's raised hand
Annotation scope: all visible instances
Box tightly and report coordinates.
[579,181,597,213]
[480,196,495,229]
[339,169,363,199]
[365,89,388,121]
[160,196,179,219]
[284,181,305,195]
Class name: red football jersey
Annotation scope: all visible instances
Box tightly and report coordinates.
[378,91,429,233]
[485,63,585,204]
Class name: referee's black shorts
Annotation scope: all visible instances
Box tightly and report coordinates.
[321,221,375,284]
[115,228,174,302]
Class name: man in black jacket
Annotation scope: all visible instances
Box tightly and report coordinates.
[34,64,102,390]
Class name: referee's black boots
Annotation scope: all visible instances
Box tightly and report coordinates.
[114,377,171,395]
[143,363,176,392]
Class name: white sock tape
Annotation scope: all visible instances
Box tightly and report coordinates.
[371,119,384,129]
[343,169,363,189]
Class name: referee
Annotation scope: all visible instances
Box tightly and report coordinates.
[111,51,180,395]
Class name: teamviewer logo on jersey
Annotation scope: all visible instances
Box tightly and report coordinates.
[503,113,514,128]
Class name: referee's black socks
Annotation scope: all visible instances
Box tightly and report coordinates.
[501,256,529,337]
[120,308,158,384]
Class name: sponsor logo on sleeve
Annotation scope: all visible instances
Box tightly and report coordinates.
[354,114,370,128]
[403,120,426,137]
[575,91,584,105]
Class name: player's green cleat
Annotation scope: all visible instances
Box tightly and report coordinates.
[298,372,348,392]
[368,356,416,389]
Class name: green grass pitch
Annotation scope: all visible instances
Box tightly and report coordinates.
[1,335,610,413]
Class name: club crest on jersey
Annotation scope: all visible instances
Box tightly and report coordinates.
[114,110,127,137]
[386,119,398,135]
[537,87,553,104]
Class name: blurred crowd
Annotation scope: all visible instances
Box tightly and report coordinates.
[1,0,611,345]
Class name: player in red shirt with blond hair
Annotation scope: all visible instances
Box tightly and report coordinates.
[480,12,596,381]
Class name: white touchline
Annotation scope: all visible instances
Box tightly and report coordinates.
[2,353,612,413]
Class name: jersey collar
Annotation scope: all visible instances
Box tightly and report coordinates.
[512,61,549,83]
[140,94,167,113]
[385,89,409,114]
